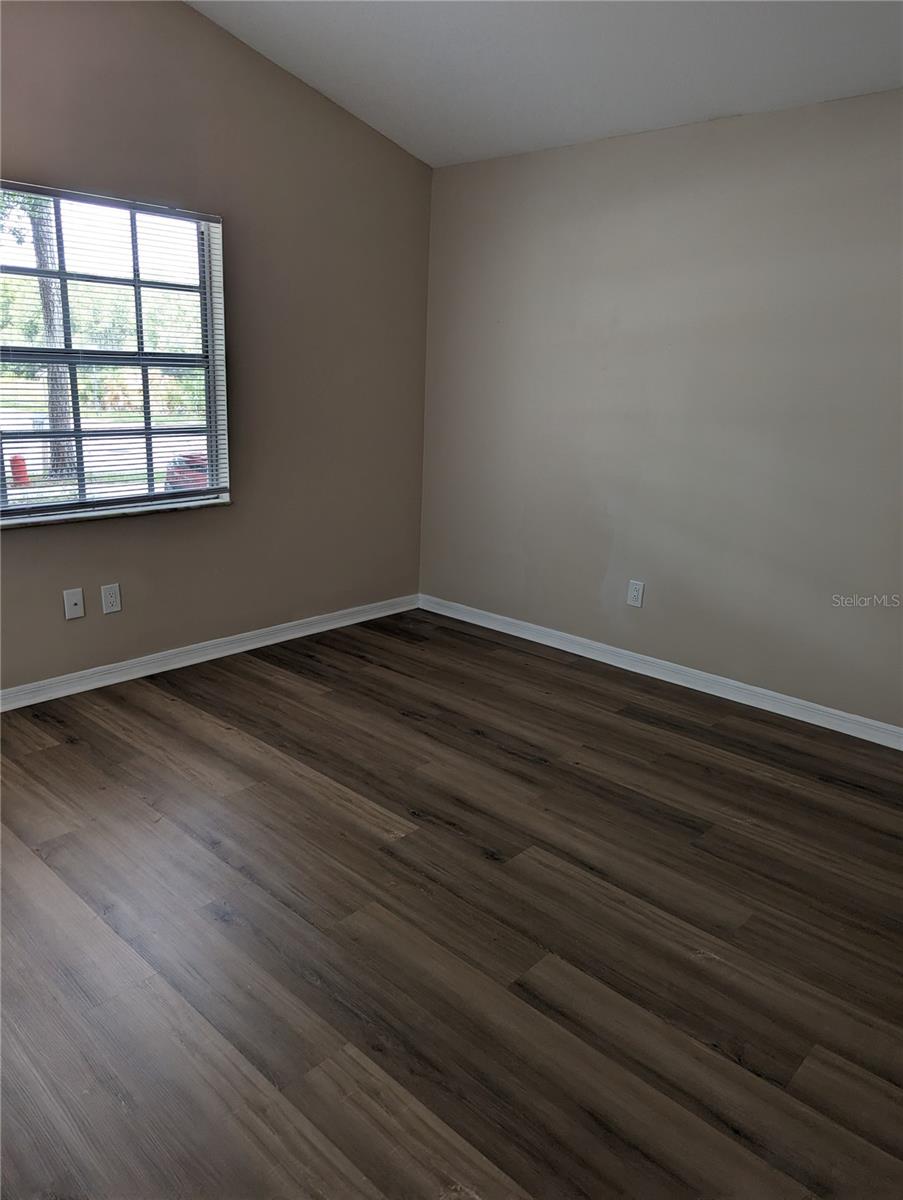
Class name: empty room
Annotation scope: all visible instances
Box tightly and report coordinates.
[1,1,901,1196]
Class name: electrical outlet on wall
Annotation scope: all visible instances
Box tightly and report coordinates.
[101,582,122,614]
[627,580,645,608]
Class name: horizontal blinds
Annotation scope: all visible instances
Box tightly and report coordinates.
[0,182,229,524]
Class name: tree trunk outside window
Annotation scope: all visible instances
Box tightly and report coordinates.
[27,201,76,479]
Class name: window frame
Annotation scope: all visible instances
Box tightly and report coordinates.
[0,180,229,527]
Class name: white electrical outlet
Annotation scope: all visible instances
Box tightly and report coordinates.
[63,587,85,620]
[101,582,122,614]
[627,579,645,608]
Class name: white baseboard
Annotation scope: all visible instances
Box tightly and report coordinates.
[4,590,900,750]
[418,594,903,751]
[0,594,419,713]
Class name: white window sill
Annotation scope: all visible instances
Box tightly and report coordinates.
[1,492,231,529]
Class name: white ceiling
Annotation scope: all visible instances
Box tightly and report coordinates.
[191,2,903,167]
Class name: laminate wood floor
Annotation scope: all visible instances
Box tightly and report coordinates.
[2,609,902,1199]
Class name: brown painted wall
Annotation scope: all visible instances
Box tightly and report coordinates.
[0,0,431,687]
[422,91,902,725]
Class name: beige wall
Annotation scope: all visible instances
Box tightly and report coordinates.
[2,4,899,727]
[1,1,430,688]
[422,90,902,725]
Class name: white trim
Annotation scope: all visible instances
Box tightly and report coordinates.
[418,594,903,751]
[5,590,900,750]
[1,494,230,529]
[0,595,419,712]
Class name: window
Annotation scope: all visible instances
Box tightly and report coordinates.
[0,182,228,526]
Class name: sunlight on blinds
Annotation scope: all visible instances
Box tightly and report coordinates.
[0,182,229,524]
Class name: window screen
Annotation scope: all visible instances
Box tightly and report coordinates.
[0,182,229,525]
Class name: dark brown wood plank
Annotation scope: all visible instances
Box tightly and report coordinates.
[2,607,900,1198]
[787,1045,903,1161]
[513,953,903,1198]
[2,826,154,1012]
[339,901,811,1199]
[200,883,627,1199]
[2,931,383,1200]
[504,844,903,1089]
[302,1042,533,1200]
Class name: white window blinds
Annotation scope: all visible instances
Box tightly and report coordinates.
[0,182,229,526]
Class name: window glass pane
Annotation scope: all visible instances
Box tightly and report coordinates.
[136,213,199,286]
[152,432,208,493]
[0,191,58,269]
[60,200,132,278]
[83,433,148,500]
[148,366,205,426]
[2,436,78,507]
[141,288,202,353]
[0,185,226,524]
[0,274,64,347]
[77,365,144,430]
[0,363,73,433]
[68,280,137,350]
